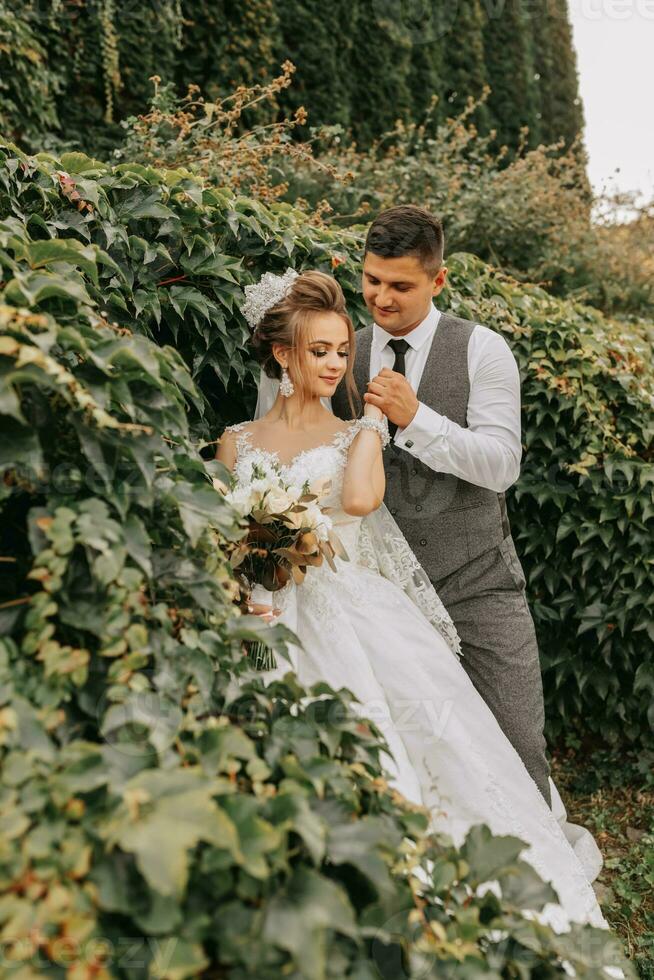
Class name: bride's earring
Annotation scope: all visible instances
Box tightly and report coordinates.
[280,367,295,398]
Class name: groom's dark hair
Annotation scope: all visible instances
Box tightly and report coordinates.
[364,205,444,275]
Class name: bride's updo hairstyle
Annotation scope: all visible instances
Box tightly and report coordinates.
[251,270,359,416]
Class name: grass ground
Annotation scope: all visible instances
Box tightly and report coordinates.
[551,744,654,978]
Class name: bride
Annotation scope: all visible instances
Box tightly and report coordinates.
[216,269,608,935]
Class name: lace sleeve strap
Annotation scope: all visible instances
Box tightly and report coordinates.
[221,422,252,460]
[347,416,391,449]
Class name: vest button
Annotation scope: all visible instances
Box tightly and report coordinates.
[415,505,422,512]
[420,538,427,546]
[412,468,418,475]
[391,508,398,516]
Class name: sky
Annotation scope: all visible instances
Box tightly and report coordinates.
[567,0,654,201]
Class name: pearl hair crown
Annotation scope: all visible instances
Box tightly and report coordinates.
[240,268,300,331]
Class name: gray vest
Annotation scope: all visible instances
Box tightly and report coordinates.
[333,313,512,583]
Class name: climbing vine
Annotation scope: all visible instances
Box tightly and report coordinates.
[98,0,122,123]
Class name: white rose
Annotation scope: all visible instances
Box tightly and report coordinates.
[286,484,302,502]
[226,487,254,517]
[284,509,306,529]
[248,478,272,508]
[303,503,325,528]
[266,488,292,514]
[249,478,271,495]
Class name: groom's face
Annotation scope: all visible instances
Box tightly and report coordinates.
[362,253,447,336]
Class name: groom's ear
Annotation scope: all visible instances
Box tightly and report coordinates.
[431,265,448,297]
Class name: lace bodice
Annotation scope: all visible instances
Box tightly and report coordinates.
[225,420,462,656]
[227,420,359,522]
[227,420,364,560]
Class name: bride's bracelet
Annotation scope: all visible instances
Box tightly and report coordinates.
[357,415,391,449]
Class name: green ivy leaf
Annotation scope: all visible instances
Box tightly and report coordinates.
[100,768,239,897]
[263,867,358,980]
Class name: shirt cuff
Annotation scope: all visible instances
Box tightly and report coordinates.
[394,401,447,454]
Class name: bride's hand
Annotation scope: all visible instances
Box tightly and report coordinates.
[246,602,281,623]
[363,402,384,422]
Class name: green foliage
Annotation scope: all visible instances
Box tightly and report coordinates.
[529,0,585,147]
[106,0,182,121]
[552,746,654,977]
[0,0,184,157]
[176,0,280,100]
[111,63,334,211]
[0,4,61,148]
[100,53,649,320]
[274,0,356,134]
[442,0,490,131]
[285,97,651,318]
[442,255,653,745]
[482,0,541,149]
[43,0,116,151]
[407,38,445,123]
[0,141,631,977]
[0,0,584,157]
[347,6,413,147]
[1,142,652,750]
[287,96,590,273]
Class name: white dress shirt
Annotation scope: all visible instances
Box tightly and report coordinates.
[371,304,522,493]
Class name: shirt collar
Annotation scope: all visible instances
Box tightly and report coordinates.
[373,303,441,353]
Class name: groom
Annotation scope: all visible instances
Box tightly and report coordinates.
[332,204,551,805]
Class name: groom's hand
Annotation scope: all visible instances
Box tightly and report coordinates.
[364,368,419,429]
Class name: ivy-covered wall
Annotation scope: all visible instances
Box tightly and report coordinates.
[1,1,584,155]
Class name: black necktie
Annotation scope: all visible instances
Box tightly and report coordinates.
[387,339,410,438]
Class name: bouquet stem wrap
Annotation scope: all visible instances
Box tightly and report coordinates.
[247,585,277,670]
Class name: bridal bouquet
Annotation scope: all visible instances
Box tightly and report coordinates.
[222,462,348,667]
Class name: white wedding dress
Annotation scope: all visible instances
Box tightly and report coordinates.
[227,419,607,934]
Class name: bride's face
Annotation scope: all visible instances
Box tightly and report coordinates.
[293,311,351,400]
